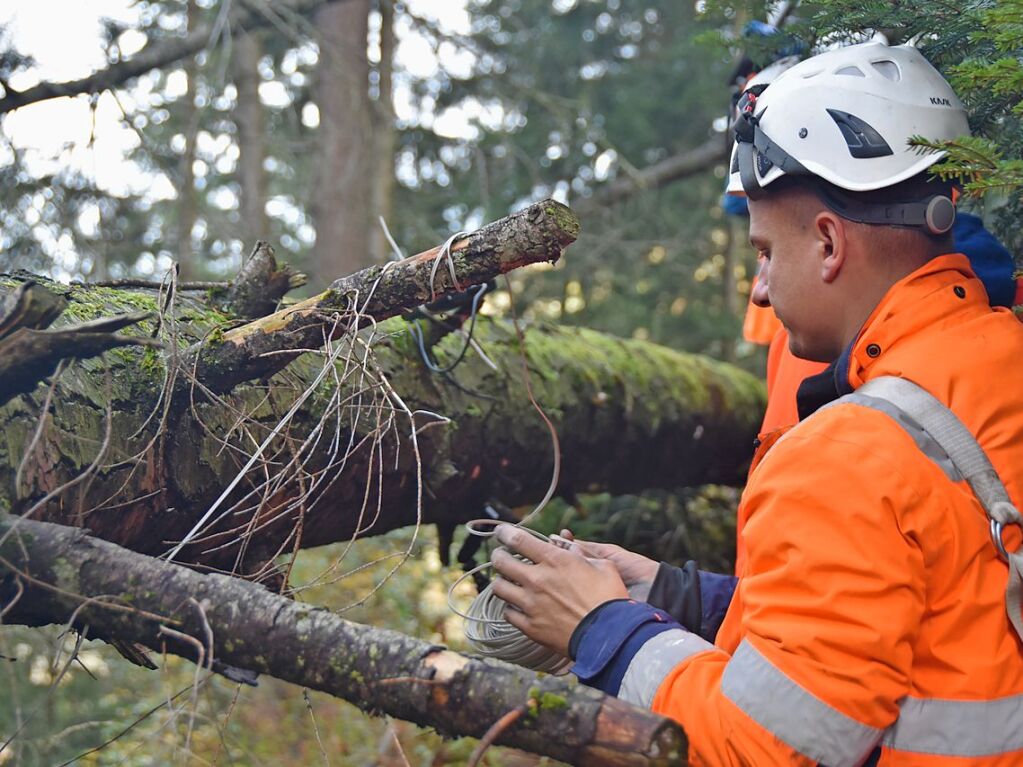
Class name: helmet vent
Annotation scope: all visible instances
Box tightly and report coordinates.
[826,109,895,159]
[871,60,901,81]
[835,65,866,78]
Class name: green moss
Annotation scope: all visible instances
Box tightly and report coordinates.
[538,692,567,711]
[140,346,162,373]
[51,557,81,594]
[544,202,581,240]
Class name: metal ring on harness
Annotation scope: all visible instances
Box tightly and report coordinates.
[990,519,1018,562]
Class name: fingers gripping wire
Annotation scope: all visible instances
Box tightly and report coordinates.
[447,522,573,675]
[444,275,568,674]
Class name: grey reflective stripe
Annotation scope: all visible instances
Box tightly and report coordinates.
[821,393,962,482]
[839,376,1023,644]
[721,640,881,767]
[882,693,1023,756]
[617,629,716,709]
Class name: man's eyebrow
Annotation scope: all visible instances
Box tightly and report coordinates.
[749,235,767,249]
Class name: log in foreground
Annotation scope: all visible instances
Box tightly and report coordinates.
[193,198,580,392]
[0,517,687,766]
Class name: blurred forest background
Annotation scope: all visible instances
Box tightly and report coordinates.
[1,0,1021,764]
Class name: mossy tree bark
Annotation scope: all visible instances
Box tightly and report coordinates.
[0,282,762,577]
[0,199,763,580]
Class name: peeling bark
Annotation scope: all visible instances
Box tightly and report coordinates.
[0,517,687,766]
[191,198,581,392]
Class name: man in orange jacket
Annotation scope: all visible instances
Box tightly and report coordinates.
[491,41,1023,766]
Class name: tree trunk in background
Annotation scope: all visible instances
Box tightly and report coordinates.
[232,30,269,243]
[369,0,396,263]
[177,0,200,279]
[311,0,373,284]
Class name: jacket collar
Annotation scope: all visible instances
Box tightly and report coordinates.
[796,254,982,419]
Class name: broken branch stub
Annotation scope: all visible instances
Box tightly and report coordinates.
[0,279,159,407]
[0,517,685,766]
[192,198,579,393]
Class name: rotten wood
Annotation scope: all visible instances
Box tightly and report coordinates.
[0,517,688,766]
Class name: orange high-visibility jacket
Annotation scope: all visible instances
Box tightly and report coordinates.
[625,256,1023,765]
[734,330,828,573]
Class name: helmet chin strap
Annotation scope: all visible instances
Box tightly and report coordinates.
[732,96,809,202]
[814,184,957,237]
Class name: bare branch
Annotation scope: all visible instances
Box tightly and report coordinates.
[577,135,730,213]
[188,198,580,393]
[0,0,349,115]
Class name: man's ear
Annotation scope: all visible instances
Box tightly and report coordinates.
[815,211,846,284]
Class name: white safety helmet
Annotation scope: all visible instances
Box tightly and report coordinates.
[727,41,970,234]
[739,54,801,95]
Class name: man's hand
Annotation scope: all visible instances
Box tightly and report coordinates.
[491,525,629,657]
[557,529,659,601]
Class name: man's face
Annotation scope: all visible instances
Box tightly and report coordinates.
[747,193,838,362]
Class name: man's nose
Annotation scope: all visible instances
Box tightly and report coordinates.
[751,267,771,308]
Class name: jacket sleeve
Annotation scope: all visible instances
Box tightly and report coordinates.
[572,418,926,767]
[646,562,738,641]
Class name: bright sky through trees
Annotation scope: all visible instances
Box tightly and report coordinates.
[0,0,472,199]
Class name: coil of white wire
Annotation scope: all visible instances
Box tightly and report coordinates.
[448,528,573,675]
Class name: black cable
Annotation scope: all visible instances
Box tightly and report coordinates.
[407,282,490,374]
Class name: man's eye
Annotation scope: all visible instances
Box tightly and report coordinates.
[758,249,771,261]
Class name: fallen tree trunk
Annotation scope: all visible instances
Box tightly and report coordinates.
[0,516,687,766]
[0,199,763,578]
[0,309,762,576]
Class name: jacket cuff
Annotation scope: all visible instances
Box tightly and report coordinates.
[646,562,738,642]
[647,560,702,632]
[569,599,678,696]
[699,570,739,640]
